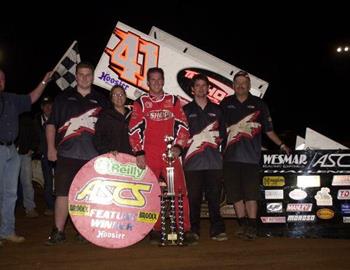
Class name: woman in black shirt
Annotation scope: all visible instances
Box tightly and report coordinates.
[93,86,132,155]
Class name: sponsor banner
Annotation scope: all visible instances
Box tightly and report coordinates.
[94,22,268,103]
[68,153,161,248]
[262,150,350,174]
[314,187,333,206]
[265,189,284,200]
[289,189,307,201]
[297,175,320,188]
[263,176,285,187]
[316,208,335,220]
[287,215,316,222]
[266,202,283,213]
[286,203,313,212]
[261,150,350,238]
[337,189,350,200]
[260,216,286,223]
[341,203,350,215]
[332,175,350,186]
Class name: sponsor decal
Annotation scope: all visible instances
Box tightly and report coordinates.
[312,153,350,168]
[69,204,90,216]
[341,203,350,214]
[136,211,159,223]
[297,175,320,188]
[260,216,286,223]
[332,175,350,186]
[68,153,160,248]
[265,189,284,200]
[289,189,307,201]
[316,208,335,220]
[94,157,145,179]
[286,203,313,212]
[105,28,160,92]
[147,110,174,121]
[337,189,350,200]
[287,215,316,222]
[75,179,152,207]
[314,187,333,206]
[144,101,152,109]
[266,202,283,213]
[263,176,285,187]
[177,68,233,104]
[343,217,350,223]
[263,154,308,166]
[97,72,130,90]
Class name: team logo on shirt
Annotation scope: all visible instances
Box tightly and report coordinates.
[226,111,261,148]
[58,107,101,143]
[185,121,220,161]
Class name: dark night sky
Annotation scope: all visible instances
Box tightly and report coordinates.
[1,3,349,146]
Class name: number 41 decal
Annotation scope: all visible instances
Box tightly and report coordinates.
[105,28,160,91]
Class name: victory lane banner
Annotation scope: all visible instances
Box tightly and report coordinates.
[68,153,161,248]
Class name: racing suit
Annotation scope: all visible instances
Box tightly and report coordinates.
[129,93,190,231]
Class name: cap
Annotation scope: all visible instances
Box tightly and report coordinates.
[233,70,250,82]
[41,96,53,106]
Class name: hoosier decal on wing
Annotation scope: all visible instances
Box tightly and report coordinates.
[226,111,261,148]
[185,121,220,161]
[58,107,101,143]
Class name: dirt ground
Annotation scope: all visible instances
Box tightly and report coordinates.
[1,186,350,270]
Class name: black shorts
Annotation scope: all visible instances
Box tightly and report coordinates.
[54,156,89,196]
[223,161,260,203]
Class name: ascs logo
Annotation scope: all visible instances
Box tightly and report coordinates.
[177,68,233,104]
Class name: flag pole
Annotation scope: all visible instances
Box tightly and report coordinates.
[52,40,78,72]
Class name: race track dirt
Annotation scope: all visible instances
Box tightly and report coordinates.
[1,186,350,270]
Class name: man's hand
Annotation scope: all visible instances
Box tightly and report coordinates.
[109,150,118,158]
[136,155,146,169]
[280,144,291,155]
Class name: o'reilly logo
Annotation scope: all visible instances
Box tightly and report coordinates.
[94,157,145,180]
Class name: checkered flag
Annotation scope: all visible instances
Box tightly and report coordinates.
[53,41,81,90]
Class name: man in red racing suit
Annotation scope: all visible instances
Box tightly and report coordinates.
[129,67,193,244]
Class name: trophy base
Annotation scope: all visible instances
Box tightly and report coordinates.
[159,230,186,247]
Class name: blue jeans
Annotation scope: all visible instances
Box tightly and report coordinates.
[0,144,20,237]
[19,153,36,212]
[41,157,55,210]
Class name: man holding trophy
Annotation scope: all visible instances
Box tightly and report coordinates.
[129,67,197,246]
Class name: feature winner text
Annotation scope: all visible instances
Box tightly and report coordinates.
[90,209,135,239]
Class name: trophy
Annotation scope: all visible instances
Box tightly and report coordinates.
[159,135,185,246]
